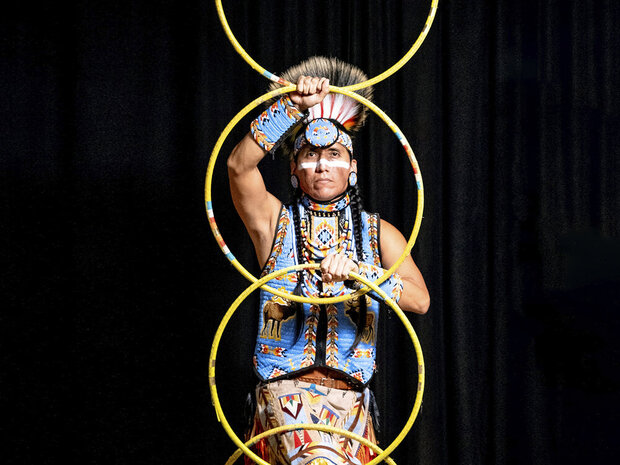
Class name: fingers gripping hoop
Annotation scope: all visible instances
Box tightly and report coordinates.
[215,0,439,91]
[209,263,426,465]
[205,85,424,304]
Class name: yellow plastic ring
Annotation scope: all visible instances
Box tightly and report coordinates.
[205,85,424,305]
[214,0,439,91]
[225,423,396,465]
[209,263,425,465]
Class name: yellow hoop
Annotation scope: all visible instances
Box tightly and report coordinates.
[209,263,425,465]
[205,85,424,305]
[225,424,396,465]
[214,0,439,91]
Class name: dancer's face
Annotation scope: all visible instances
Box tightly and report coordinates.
[291,143,356,201]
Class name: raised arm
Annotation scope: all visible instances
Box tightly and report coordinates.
[227,133,282,265]
[227,76,330,266]
[379,219,430,314]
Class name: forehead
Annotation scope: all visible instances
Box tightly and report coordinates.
[297,143,350,158]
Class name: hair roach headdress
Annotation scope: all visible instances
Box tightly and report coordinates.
[268,56,374,159]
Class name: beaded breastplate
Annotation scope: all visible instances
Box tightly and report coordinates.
[254,194,398,385]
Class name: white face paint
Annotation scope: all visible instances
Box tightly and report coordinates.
[299,160,350,170]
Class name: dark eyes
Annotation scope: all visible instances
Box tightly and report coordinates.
[305,150,342,158]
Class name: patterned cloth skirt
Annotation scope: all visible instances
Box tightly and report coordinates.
[244,379,378,465]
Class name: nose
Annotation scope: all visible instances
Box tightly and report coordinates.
[315,154,330,172]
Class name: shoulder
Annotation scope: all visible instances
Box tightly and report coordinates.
[379,219,409,252]
[379,218,404,239]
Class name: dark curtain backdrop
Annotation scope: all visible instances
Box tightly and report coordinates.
[3,1,619,464]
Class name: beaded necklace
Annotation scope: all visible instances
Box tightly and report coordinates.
[297,194,354,296]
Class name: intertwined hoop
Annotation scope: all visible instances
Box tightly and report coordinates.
[209,263,425,465]
[208,1,437,462]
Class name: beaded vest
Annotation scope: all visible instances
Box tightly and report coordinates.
[254,194,403,386]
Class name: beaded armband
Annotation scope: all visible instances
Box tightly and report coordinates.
[357,262,404,303]
[250,95,307,153]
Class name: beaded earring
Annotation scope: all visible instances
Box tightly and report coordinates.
[348,172,358,187]
[290,174,299,189]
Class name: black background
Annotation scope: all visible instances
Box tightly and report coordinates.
[3,1,620,464]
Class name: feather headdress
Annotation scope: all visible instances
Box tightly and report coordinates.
[269,56,374,159]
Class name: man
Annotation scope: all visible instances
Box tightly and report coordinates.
[228,57,429,465]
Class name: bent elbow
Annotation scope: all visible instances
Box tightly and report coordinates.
[417,295,430,314]
[405,293,430,315]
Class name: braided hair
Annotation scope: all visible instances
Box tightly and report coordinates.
[290,195,306,342]
[347,184,369,350]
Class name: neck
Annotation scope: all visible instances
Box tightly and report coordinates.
[300,192,350,212]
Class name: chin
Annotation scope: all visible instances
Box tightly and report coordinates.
[309,189,346,202]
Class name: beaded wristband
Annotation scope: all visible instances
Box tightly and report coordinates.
[250,95,306,152]
[358,263,404,303]
[344,262,404,303]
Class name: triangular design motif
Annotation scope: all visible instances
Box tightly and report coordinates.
[293,430,303,448]
[319,405,339,426]
[279,393,303,419]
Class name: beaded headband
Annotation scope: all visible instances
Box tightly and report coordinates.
[294,118,353,155]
